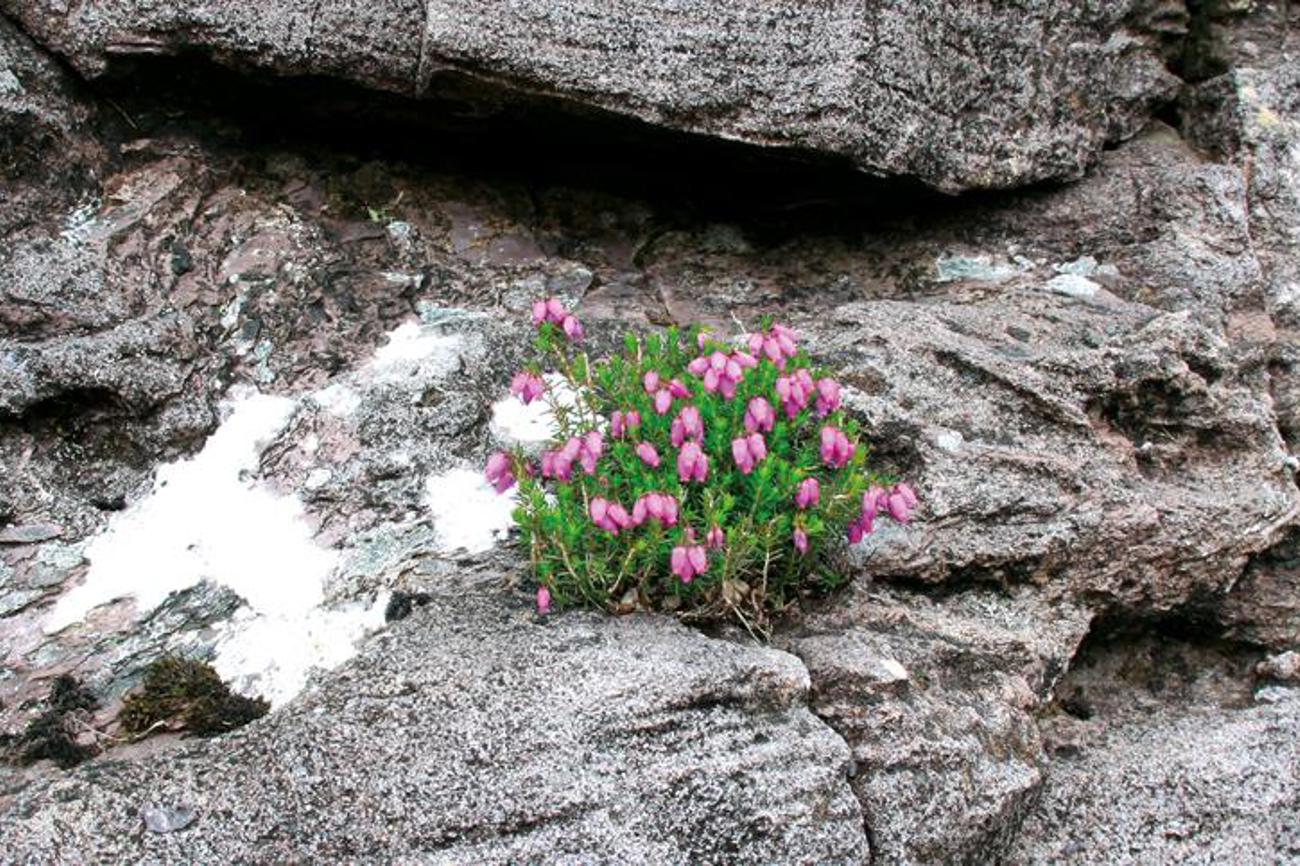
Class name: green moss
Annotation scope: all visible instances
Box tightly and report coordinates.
[120,657,268,738]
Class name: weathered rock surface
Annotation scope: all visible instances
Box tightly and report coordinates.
[0,0,1180,191]
[2,0,1300,863]
[779,583,1090,864]
[0,579,869,864]
[1011,631,1300,864]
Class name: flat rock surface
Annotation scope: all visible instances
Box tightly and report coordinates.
[0,579,868,864]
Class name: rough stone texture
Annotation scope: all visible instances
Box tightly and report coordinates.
[0,0,1181,191]
[0,579,869,864]
[1011,631,1300,865]
[808,290,1297,616]
[1,1,1299,862]
[778,583,1091,864]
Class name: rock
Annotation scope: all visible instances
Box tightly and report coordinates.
[0,0,1178,191]
[779,582,1090,863]
[0,522,61,544]
[1258,650,1300,683]
[1010,631,1300,864]
[804,290,1297,620]
[1,580,868,864]
[140,803,197,834]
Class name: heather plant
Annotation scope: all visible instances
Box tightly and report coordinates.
[486,299,917,632]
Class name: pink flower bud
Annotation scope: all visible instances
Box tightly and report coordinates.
[731,433,767,475]
[653,388,673,415]
[536,586,552,615]
[744,397,775,434]
[677,441,708,483]
[706,525,725,549]
[484,451,516,494]
[793,528,809,556]
[610,410,627,439]
[688,356,709,376]
[636,441,661,468]
[510,371,545,405]
[643,371,661,394]
[795,477,820,510]
[815,378,841,417]
[561,314,584,341]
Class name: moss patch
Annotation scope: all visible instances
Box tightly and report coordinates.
[120,657,269,737]
[3,675,101,769]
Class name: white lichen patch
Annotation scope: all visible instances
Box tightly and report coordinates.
[426,467,517,554]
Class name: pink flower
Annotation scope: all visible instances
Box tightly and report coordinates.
[510,371,545,405]
[744,397,775,434]
[846,515,874,545]
[775,368,815,419]
[819,425,855,468]
[885,482,918,524]
[749,323,799,369]
[589,497,632,535]
[688,356,709,376]
[536,586,552,615]
[793,528,809,556]
[795,477,820,510]
[668,379,690,399]
[677,441,708,483]
[579,430,604,475]
[643,371,661,394]
[670,542,708,583]
[731,433,767,475]
[706,524,725,550]
[532,297,568,327]
[670,406,704,447]
[653,388,673,415]
[611,409,641,439]
[862,487,888,522]
[561,314,584,341]
[484,451,516,494]
[814,378,841,417]
[541,436,583,482]
[636,441,661,468]
[632,492,678,528]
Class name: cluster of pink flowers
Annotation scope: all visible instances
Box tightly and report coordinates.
[749,323,799,368]
[677,441,708,483]
[610,409,641,439]
[532,297,584,341]
[485,452,516,494]
[589,496,632,535]
[670,406,704,447]
[687,350,757,399]
[847,482,918,543]
[820,425,854,468]
[510,371,545,405]
[632,492,679,527]
[671,530,708,583]
[489,305,921,614]
[644,371,690,415]
[744,397,775,434]
[541,430,604,481]
[731,432,768,475]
